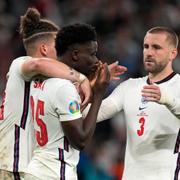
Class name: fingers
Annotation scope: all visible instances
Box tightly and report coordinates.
[80,79,92,110]
[100,63,110,82]
[81,90,91,107]
[143,84,159,90]
[142,85,160,95]
[89,64,101,87]
[115,65,127,73]
[81,97,89,111]
[108,61,127,81]
[142,96,158,102]
[81,98,88,107]
[141,84,161,102]
[108,61,127,71]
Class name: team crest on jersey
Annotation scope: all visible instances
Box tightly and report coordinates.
[141,96,148,104]
[69,101,80,114]
[138,96,148,111]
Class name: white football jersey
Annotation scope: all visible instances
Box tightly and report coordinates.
[27,78,82,180]
[96,73,180,180]
[0,56,34,173]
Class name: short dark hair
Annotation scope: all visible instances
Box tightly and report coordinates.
[147,26,179,48]
[55,23,97,56]
[20,7,59,40]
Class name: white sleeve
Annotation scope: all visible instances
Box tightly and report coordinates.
[11,56,32,81]
[53,81,82,121]
[97,97,121,122]
[83,82,125,123]
[159,86,180,119]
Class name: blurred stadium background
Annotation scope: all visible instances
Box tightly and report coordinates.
[0,0,180,179]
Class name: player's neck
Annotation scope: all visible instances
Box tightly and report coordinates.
[148,68,173,83]
[27,52,43,58]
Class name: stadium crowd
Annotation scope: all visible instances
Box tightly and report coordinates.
[1,0,180,179]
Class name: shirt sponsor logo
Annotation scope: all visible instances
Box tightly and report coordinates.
[69,101,80,114]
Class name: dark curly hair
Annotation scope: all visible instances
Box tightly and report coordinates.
[55,23,97,56]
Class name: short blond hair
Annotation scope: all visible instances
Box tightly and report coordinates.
[147,26,179,48]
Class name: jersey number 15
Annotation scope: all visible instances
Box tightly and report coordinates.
[30,96,48,146]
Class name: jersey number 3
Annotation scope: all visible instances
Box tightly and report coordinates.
[30,96,48,146]
[137,117,145,136]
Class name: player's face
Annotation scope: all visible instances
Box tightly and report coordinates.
[143,32,173,74]
[75,41,99,76]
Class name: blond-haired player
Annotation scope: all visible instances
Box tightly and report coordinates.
[84,26,180,180]
[0,8,91,180]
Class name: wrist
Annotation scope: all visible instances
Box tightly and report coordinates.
[159,87,176,107]
[78,73,87,83]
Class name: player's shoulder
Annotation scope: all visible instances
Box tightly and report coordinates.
[122,76,147,87]
[11,56,31,66]
[45,78,74,91]
[169,73,180,86]
[174,73,180,80]
[7,56,31,79]
[164,73,180,84]
[9,56,31,72]
[46,78,72,85]
[44,78,78,100]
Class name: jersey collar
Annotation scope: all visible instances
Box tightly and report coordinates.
[147,72,176,84]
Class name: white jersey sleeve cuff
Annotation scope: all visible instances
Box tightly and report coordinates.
[159,86,180,118]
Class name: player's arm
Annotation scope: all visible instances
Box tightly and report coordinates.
[21,57,86,83]
[22,57,91,106]
[142,84,180,119]
[158,87,180,119]
[83,97,119,123]
[80,61,126,110]
[62,92,104,150]
[61,63,110,150]
[83,78,125,123]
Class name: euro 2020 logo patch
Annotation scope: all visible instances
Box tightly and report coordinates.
[69,101,80,114]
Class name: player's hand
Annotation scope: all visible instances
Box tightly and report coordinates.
[79,78,92,111]
[88,61,102,88]
[108,61,127,80]
[141,84,161,102]
[92,62,110,94]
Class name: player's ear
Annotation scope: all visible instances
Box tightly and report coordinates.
[40,44,48,57]
[72,49,79,62]
[170,48,177,62]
